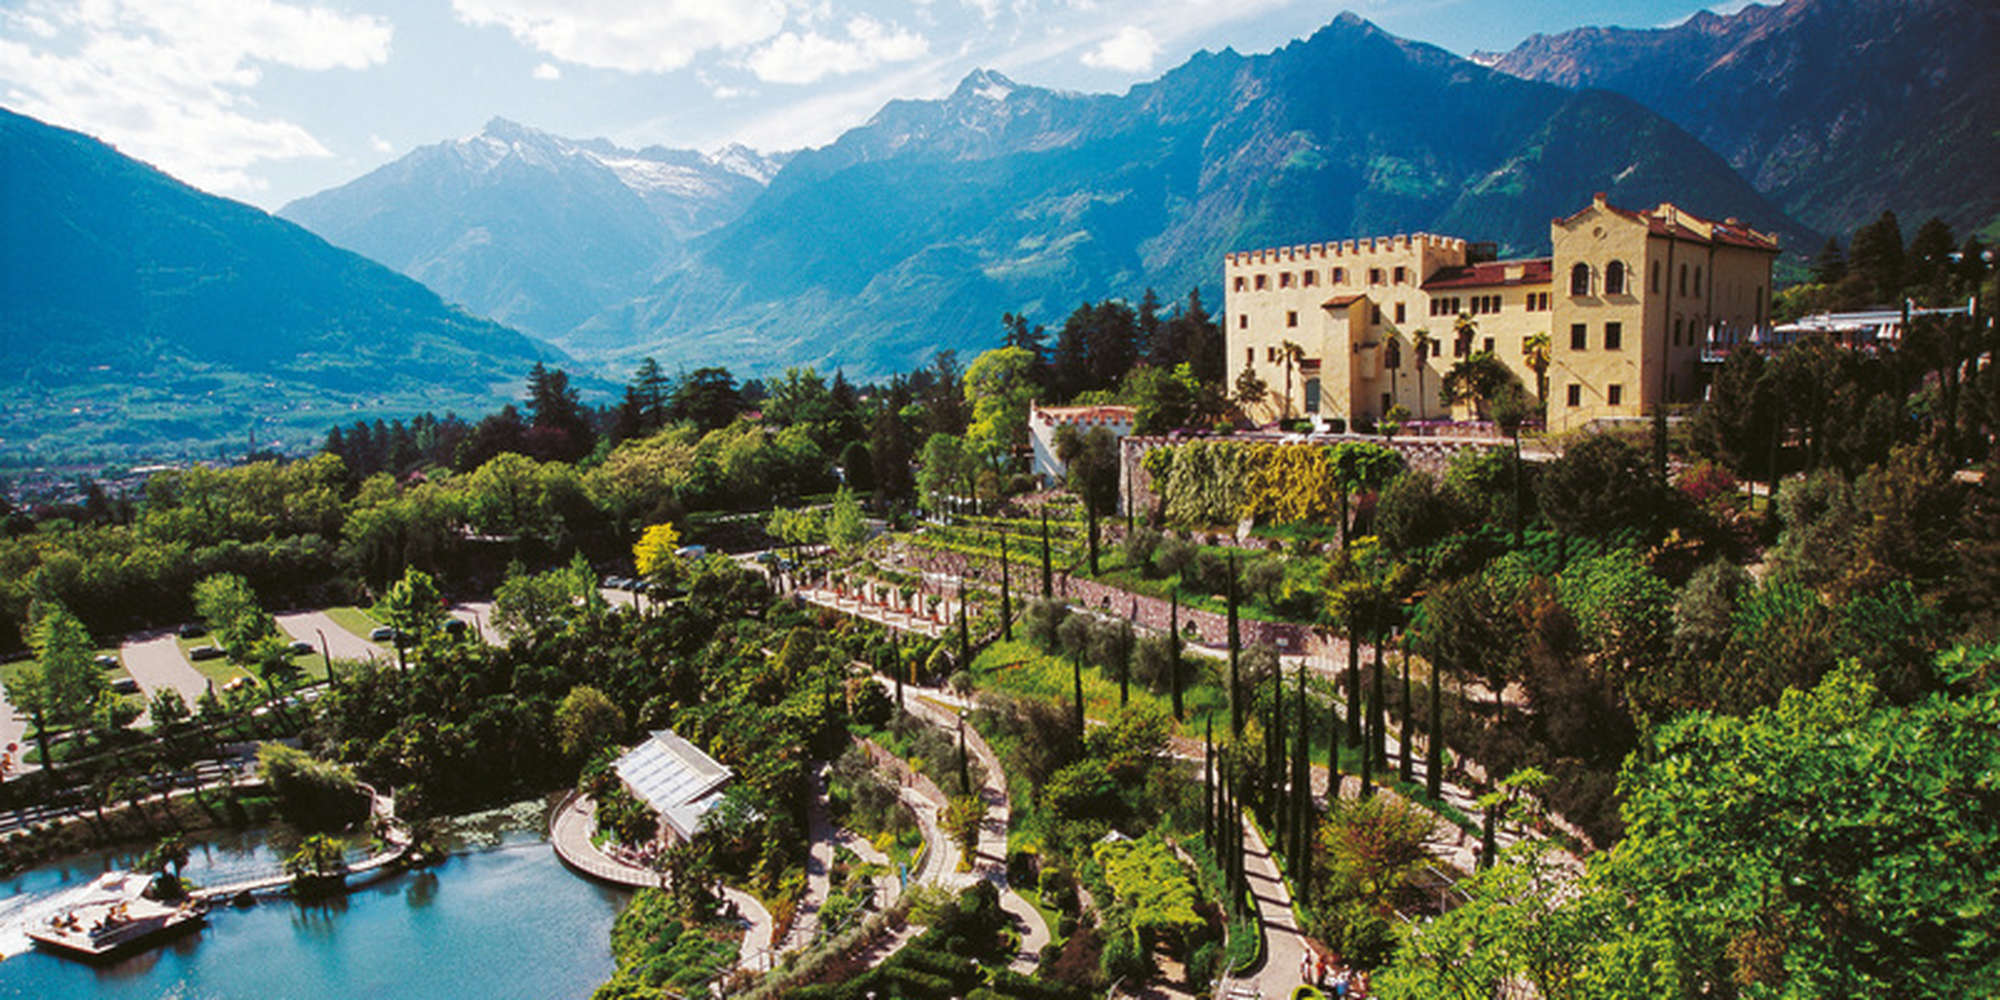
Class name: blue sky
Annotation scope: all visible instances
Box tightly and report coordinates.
[0,0,1759,210]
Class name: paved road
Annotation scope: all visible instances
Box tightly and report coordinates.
[0,678,29,771]
[120,631,211,708]
[276,611,392,667]
[446,601,506,646]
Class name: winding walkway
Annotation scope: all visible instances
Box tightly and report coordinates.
[885,681,1052,975]
[548,790,775,972]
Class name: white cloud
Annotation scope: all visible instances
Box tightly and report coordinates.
[451,0,789,74]
[1079,24,1158,72]
[368,133,393,153]
[531,60,561,80]
[745,15,929,84]
[0,0,392,195]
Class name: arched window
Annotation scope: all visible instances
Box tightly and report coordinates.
[1604,260,1626,295]
[1570,262,1591,296]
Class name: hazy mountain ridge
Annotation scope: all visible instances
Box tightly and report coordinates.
[280,120,788,341]
[0,107,561,460]
[1483,0,2000,237]
[563,13,1805,376]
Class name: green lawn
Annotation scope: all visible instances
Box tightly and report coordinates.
[1,647,143,743]
[174,632,251,685]
[323,605,386,641]
[172,630,331,686]
[970,638,1230,743]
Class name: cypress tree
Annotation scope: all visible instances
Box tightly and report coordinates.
[1345,632,1362,747]
[891,637,905,710]
[1399,631,1414,785]
[1291,663,1311,887]
[957,577,971,669]
[1270,667,1287,837]
[999,530,1012,641]
[1372,622,1389,768]
[1040,510,1053,598]
[1168,591,1184,720]
[1426,659,1443,801]
[1227,553,1242,738]
[1203,718,1215,851]
[1359,651,1376,801]
[958,712,971,794]
[1072,645,1086,741]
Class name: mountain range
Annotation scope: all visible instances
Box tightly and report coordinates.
[286,13,1808,380]
[0,107,561,461]
[8,0,1986,459]
[280,122,787,343]
[1481,0,1999,239]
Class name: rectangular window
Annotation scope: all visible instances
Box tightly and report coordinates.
[1333,267,1346,284]
[1266,346,1276,362]
[1233,276,1247,291]
[1483,337,1494,354]
[1607,384,1623,406]
[1256,274,1268,290]
[1570,323,1588,351]
[1245,347,1253,366]
[1567,384,1582,407]
[1303,271,1319,287]
[1239,314,1248,329]
[1369,268,1384,285]
[1673,318,1683,346]
[1604,322,1623,351]
[1693,267,1702,295]
[1371,305,1384,325]
[1394,303,1406,324]
[1280,272,1294,288]
[1286,310,1299,328]
[1393,266,1407,284]
[1650,262,1661,293]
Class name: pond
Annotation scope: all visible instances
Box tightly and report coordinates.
[0,825,628,999]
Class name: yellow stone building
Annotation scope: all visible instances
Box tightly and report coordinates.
[1223,194,1779,432]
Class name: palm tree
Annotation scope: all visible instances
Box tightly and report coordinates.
[1452,312,1478,361]
[1410,328,1434,420]
[1279,339,1306,421]
[1522,331,1552,414]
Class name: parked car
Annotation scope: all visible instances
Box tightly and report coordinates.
[441,619,469,636]
[111,677,139,695]
[189,645,224,660]
[288,640,315,655]
[675,545,707,559]
[95,654,119,670]
[368,626,396,642]
[177,623,206,639]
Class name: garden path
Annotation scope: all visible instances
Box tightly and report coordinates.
[549,790,776,972]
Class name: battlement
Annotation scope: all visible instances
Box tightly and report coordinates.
[1224,232,1467,268]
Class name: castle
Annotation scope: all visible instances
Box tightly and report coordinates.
[1224,194,1779,432]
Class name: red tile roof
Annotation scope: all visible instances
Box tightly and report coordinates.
[1558,196,1780,252]
[1322,294,1365,309]
[1421,258,1553,290]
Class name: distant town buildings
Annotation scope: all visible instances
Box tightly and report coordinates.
[1029,403,1136,486]
[1225,193,1779,431]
